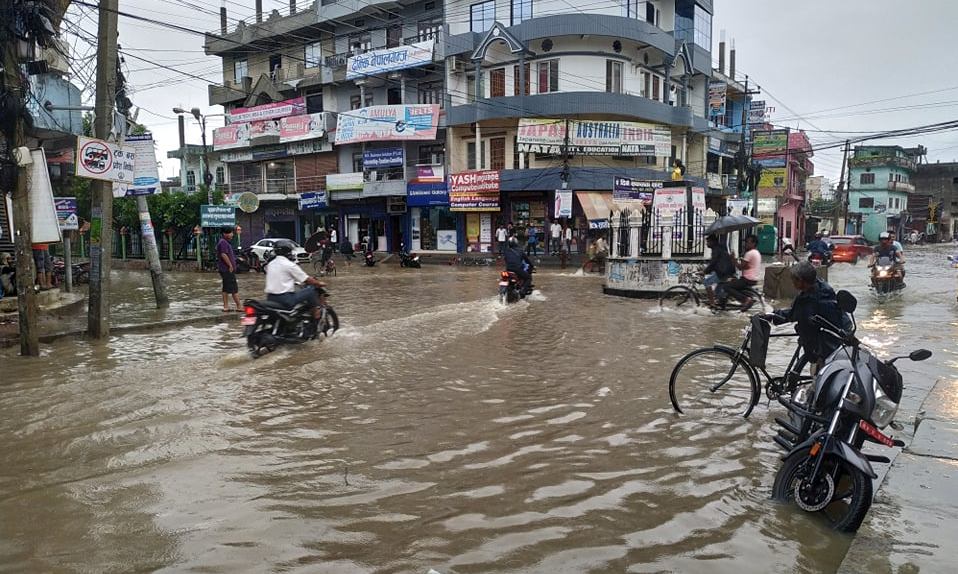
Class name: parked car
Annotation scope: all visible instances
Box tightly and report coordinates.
[247,238,311,265]
[830,235,872,264]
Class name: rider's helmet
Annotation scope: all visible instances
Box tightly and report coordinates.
[272,239,297,261]
[879,231,891,240]
[822,230,830,237]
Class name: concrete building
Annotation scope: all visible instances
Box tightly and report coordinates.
[847,145,923,242]
[706,41,747,200]
[204,0,446,250]
[442,0,715,250]
[913,160,958,241]
[752,128,813,246]
[165,144,229,195]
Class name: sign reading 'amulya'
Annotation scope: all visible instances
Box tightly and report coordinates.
[516,118,671,157]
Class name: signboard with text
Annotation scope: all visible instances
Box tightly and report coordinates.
[298,191,328,210]
[407,182,449,207]
[55,197,78,231]
[116,134,160,196]
[517,118,671,157]
[334,104,440,145]
[347,41,435,80]
[708,81,727,117]
[613,177,662,203]
[752,129,789,156]
[200,205,236,228]
[554,189,573,218]
[227,97,305,123]
[449,171,500,211]
[363,148,404,168]
[75,136,134,182]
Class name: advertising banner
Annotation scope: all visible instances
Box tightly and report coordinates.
[613,177,661,203]
[407,182,449,207]
[415,165,444,182]
[748,100,767,125]
[279,112,327,143]
[347,40,435,80]
[200,205,236,228]
[652,187,688,219]
[298,191,328,210]
[752,129,789,156]
[554,189,573,218]
[759,167,787,188]
[121,134,160,196]
[55,197,78,230]
[75,136,134,182]
[213,124,249,150]
[363,148,404,168]
[326,172,364,191]
[449,170,500,211]
[335,104,440,145]
[708,81,727,117]
[755,156,786,168]
[228,97,305,123]
[516,118,671,156]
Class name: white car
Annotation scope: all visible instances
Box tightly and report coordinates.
[248,238,311,265]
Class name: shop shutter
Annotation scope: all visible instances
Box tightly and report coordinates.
[295,153,337,193]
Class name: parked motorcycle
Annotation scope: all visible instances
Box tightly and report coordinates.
[498,267,534,303]
[772,290,932,532]
[241,285,339,358]
[398,244,421,268]
[870,256,905,294]
[51,258,90,285]
[237,246,265,273]
[363,250,376,267]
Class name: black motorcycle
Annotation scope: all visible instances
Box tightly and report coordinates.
[870,256,905,294]
[241,286,339,358]
[772,290,931,532]
[808,251,833,268]
[498,267,534,303]
[237,247,265,273]
[398,244,421,268]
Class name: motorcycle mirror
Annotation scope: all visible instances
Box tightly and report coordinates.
[909,349,933,362]
[836,290,857,314]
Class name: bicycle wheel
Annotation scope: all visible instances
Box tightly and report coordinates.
[669,347,760,418]
[659,286,699,310]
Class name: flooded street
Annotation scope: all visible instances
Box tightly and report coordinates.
[2,246,957,573]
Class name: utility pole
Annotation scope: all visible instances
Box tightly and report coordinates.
[839,140,851,234]
[136,194,169,307]
[1,39,39,356]
[88,0,119,339]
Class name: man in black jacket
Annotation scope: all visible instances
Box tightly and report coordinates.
[503,238,534,293]
[703,234,735,307]
[762,262,848,364]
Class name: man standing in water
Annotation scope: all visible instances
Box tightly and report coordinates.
[217,227,242,312]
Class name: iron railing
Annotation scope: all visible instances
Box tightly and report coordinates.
[610,207,708,258]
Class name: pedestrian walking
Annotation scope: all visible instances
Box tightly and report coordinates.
[496,223,508,255]
[340,238,355,265]
[329,227,338,250]
[550,220,562,255]
[563,224,573,254]
[217,227,242,312]
[526,231,539,256]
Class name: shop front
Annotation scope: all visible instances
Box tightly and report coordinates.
[407,181,458,252]
[449,170,501,253]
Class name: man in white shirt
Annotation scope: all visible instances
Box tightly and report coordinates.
[550,221,562,255]
[329,227,338,247]
[563,224,573,253]
[496,224,508,254]
[265,240,326,318]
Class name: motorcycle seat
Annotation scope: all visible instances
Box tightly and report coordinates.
[249,299,292,311]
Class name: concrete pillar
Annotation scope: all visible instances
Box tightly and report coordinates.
[661,214,673,259]
[628,209,642,258]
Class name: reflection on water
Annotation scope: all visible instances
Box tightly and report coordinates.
[1,246,956,572]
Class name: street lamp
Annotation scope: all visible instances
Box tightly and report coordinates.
[173,106,215,204]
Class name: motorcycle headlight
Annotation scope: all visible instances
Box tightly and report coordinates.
[871,380,899,429]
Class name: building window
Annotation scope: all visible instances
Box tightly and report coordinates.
[365,92,374,107]
[538,59,559,93]
[418,82,443,107]
[306,92,323,113]
[215,166,225,185]
[350,95,362,110]
[511,0,532,25]
[490,137,506,171]
[858,197,874,209]
[349,33,371,54]
[418,20,442,42]
[233,59,248,82]
[513,63,530,95]
[606,60,623,94]
[490,68,506,98]
[466,74,476,103]
[652,75,660,101]
[186,170,196,191]
[352,152,364,173]
[470,1,495,33]
[388,88,402,105]
[467,141,477,170]
[419,144,445,166]
[387,25,402,48]
[694,4,712,49]
[860,173,875,184]
[269,54,282,78]
[305,42,322,68]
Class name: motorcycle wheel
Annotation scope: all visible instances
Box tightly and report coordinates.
[772,450,873,533]
[320,307,339,336]
[507,287,520,303]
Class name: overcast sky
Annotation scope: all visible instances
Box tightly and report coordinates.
[67,0,958,182]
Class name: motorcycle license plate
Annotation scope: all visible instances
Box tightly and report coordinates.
[241,317,256,326]
[498,281,509,287]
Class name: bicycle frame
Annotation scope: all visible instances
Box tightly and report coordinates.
[712,324,808,406]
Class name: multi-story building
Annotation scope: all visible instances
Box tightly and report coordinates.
[441,0,715,251]
[165,144,229,195]
[204,0,446,249]
[912,160,957,241]
[847,145,923,241]
[752,128,812,246]
[706,41,746,199]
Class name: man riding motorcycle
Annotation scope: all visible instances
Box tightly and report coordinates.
[503,238,534,293]
[265,239,327,318]
[806,232,832,264]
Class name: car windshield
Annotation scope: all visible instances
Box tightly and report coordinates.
[830,238,852,245]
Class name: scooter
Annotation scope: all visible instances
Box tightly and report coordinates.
[241,285,338,358]
[772,291,931,532]
[398,244,421,268]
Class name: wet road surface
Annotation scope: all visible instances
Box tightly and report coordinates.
[2,246,956,573]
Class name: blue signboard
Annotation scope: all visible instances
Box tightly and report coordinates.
[363,148,404,168]
[54,197,79,230]
[298,191,328,210]
[407,182,449,207]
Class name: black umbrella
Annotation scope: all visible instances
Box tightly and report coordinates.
[303,230,328,253]
[705,214,760,236]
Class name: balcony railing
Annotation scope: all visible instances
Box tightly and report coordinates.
[226,175,328,196]
[888,181,915,193]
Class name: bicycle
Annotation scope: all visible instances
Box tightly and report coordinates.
[659,274,764,313]
[311,253,336,277]
[668,319,811,418]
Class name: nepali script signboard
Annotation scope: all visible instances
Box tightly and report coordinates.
[335,105,440,145]
[516,118,671,157]
[347,41,434,80]
[75,136,134,183]
[613,178,662,203]
[449,171,500,212]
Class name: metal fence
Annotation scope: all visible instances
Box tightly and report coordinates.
[611,207,708,258]
[48,227,223,265]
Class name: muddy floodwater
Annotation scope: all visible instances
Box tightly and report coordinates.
[2,246,956,573]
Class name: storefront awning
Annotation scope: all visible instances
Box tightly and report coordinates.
[576,192,633,229]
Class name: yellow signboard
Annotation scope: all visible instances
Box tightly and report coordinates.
[759,167,787,189]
